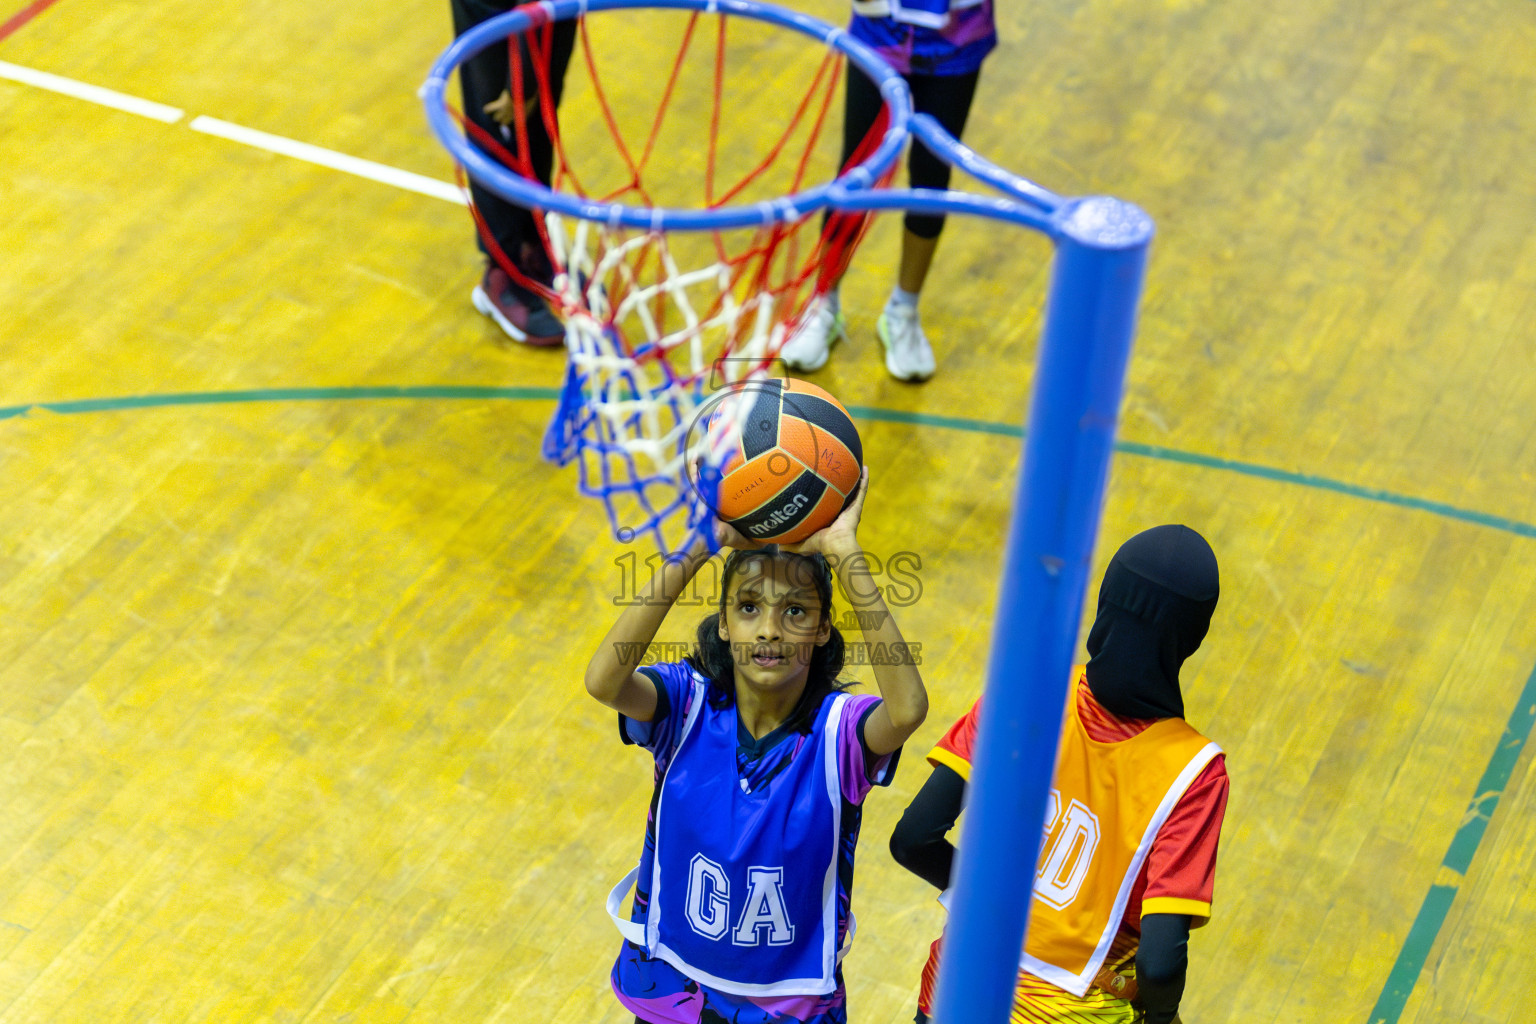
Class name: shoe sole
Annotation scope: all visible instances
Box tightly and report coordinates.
[472,285,564,347]
[780,315,845,373]
[876,314,935,382]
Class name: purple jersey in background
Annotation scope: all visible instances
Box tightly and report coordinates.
[848,1,998,77]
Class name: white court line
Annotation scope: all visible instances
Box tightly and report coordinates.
[189,116,466,205]
[0,60,465,205]
[0,59,184,123]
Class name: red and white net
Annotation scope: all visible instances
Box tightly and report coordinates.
[452,7,891,550]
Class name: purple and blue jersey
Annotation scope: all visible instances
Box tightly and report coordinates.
[607,660,900,1024]
[848,0,998,77]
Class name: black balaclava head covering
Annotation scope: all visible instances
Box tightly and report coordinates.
[1084,524,1219,720]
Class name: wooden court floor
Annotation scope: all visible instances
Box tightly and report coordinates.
[3,0,1535,1021]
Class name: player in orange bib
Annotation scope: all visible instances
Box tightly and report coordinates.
[890,524,1228,1024]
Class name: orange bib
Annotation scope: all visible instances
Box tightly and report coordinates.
[1018,684,1220,996]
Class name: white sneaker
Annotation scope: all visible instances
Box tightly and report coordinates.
[780,297,845,372]
[877,303,936,382]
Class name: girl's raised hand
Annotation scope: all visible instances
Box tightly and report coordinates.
[784,467,868,558]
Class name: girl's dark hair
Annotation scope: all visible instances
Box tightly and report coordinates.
[686,545,850,732]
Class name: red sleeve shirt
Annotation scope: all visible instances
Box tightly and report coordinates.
[926,673,1228,926]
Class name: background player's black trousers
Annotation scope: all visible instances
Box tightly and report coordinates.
[840,66,981,240]
[449,0,578,280]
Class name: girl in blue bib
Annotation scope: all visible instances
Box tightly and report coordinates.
[585,470,929,1024]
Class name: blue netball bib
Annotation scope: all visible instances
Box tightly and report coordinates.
[644,685,848,996]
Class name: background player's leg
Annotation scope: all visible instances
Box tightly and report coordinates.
[879,68,980,382]
[499,13,577,286]
[451,0,575,344]
[780,66,886,372]
[896,228,940,295]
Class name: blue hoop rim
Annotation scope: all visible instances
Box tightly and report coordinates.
[420,0,1130,240]
[423,0,917,231]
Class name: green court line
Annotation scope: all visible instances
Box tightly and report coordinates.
[1114,439,1536,540]
[5,383,1535,1024]
[4,387,1534,541]
[844,405,1536,540]
[1368,660,1536,1023]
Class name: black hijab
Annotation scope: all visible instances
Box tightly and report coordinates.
[1084,525,1219,720]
